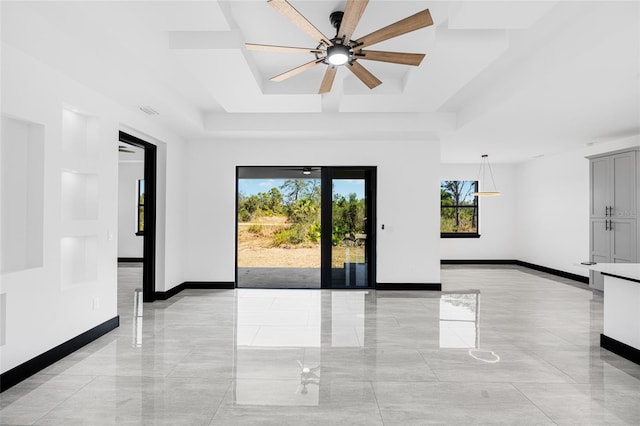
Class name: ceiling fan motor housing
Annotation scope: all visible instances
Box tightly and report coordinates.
[330,11,344,32]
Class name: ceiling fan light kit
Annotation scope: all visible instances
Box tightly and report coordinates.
[246,0,433,94]
[327,44,350,66]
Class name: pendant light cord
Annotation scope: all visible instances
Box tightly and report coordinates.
[476,155,500,194]
[486,157,498,192]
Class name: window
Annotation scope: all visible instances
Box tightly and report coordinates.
[441,180,479,238]
[136,179,145,235]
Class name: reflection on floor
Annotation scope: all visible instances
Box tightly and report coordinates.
[2,265,640,425]
[237,267,320,288]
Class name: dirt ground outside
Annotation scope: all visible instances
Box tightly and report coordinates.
[237,216,364,268]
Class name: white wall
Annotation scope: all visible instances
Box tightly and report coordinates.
[0,43,186,374]
[440,163,518,260]
[117,162,144,258]
[516,136,640,278]
[183,138,441,285]
[163,139,186,289]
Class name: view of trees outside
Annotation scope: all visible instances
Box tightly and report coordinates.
[332,184,366,268]
[441,180,478,234]
[237,178,366,268]
[137,179,145,233]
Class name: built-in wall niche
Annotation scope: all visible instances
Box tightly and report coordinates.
[1,115,44,274]
[0,293,5,346]
[60,236,98,287]
[61,171,98,220]
[61,108,99,156]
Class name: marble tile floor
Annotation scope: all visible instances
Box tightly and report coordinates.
[237,267,321,289]
[2,265,640,425]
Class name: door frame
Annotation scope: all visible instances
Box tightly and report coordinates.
[235,166,376,289]
[321,167,376,289]
[119,131,157,302]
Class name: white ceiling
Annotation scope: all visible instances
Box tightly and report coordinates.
[2,1,639,163]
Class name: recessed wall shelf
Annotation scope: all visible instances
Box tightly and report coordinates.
[61,171,99,220]
[61,109,99,157]
[60,236,98,288]
[0,293,6,346]
[1,115,45,274]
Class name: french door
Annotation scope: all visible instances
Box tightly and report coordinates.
[235,166,375,289]
[321,167,376,288]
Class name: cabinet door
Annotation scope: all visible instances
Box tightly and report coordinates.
[590,219,611,263]
[590,157,610,218]
[611,219,636,263]
[612,152,636,218]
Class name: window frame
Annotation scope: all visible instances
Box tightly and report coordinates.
[136,179,144,236]
[440,180,480,238]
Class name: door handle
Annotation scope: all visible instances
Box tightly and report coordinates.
[609,220,613,231]
[605,206,609,216]
[605,220,608,231]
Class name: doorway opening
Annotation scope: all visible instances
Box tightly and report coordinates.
[237,167,322,288]
[236,166,376,289]
[118,131,157,302]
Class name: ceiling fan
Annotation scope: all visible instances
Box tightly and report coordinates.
[246,0,433,94]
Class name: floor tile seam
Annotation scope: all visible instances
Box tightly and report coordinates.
[526,350,580,385]
[30,375,100,425]
[162,347,199,379]
[509,381,626,425]
[542,328,595,349]
[509,383,562,425]
[247,326,261,346]
[515,382,640,392]
[402,378,575,385]
[207,380,233,426]
[417,351,442,382]
[367,380,388,426]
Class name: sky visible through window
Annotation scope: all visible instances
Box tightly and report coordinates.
[239,179,364,199]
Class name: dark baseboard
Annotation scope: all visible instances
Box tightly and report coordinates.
[602,272,640,284]
[441,259,589,284]
[376,283,442,291]
[118,257,143,263]
[515,260,589,284]
[601,334,640,366]
[154,281,235,300]
[441,259,518,265]
[0,316,119,393]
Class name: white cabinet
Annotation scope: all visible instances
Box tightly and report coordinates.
[588,149,639,291]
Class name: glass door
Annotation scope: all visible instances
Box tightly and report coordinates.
[236,167,322,289]
[321,168,375,288]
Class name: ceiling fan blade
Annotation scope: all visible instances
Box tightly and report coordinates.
[354,9,433,49]
[348,61,382,89]
[357,50,425,66]
[319,66,337,94]
[271,59,324,82]
[246,43,322,54]
[337,0,369,42]
[268,0,333,47]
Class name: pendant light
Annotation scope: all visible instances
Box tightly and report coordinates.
[471,154,501,197]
